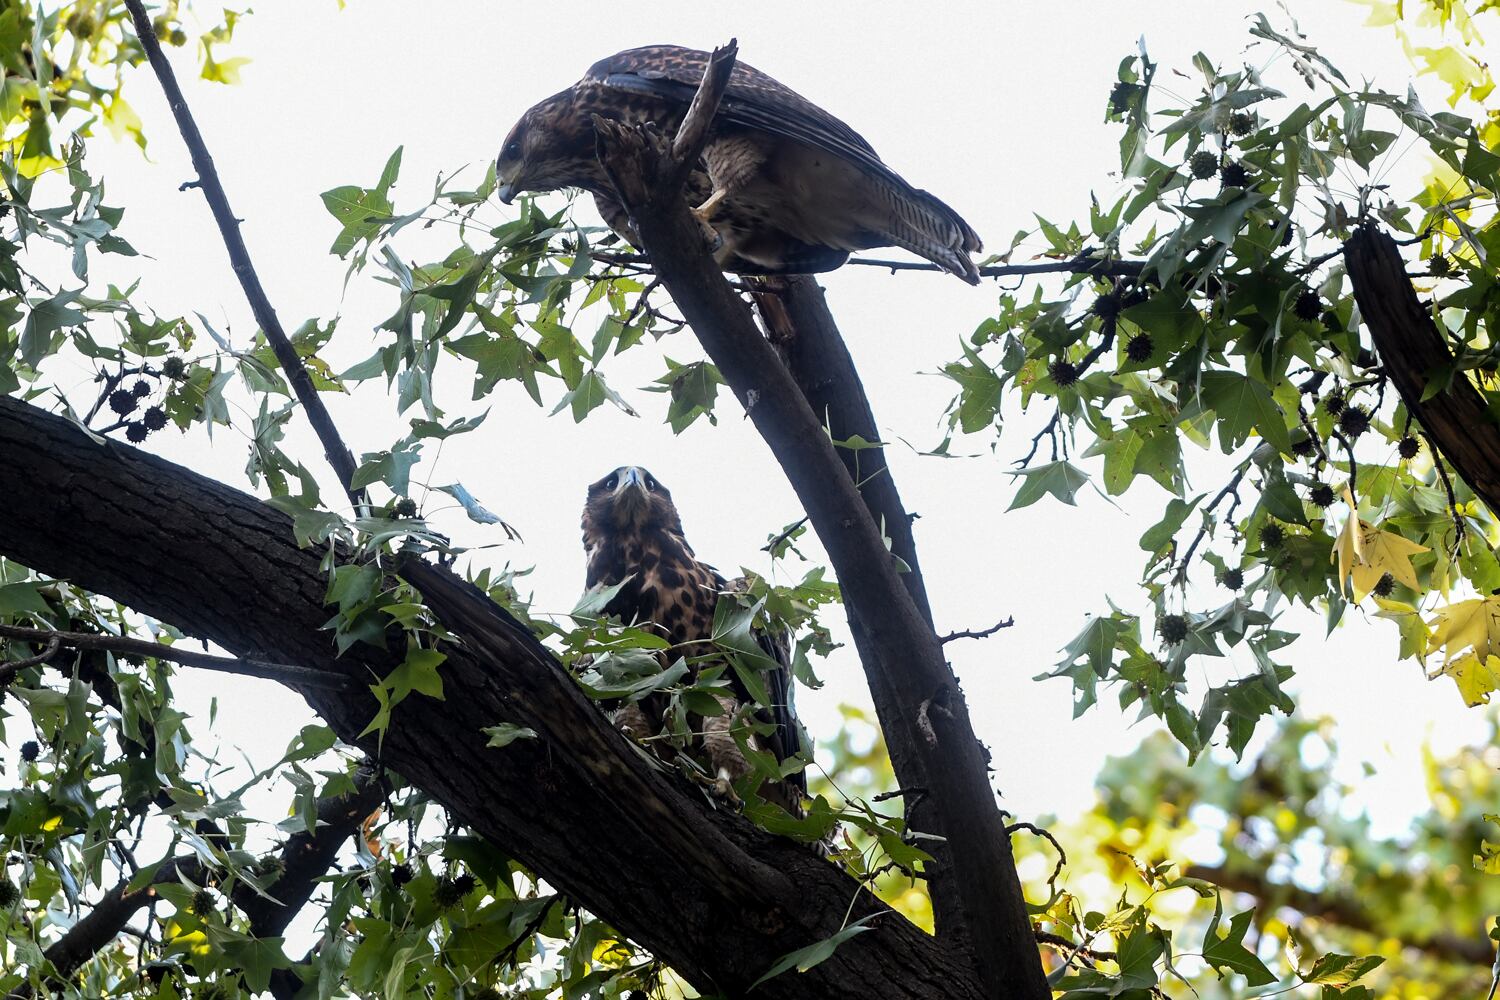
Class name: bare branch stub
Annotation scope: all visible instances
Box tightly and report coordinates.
[670,39,738,183]
[939,618,1015,644]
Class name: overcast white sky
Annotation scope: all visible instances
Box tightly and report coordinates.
[51,0,1496,840]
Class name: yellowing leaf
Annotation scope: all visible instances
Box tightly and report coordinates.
[1441,653,1499,707]
[1332,488,1428,599]
[1372,596,1430,660]
[1426,595,1500,663]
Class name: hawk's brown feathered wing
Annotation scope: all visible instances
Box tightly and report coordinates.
[585,46,983,282]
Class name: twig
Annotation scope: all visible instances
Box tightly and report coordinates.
[1293,245,1346,276]
[1427,434,1466,553]
[1173,461,1250,585]
[1005,820,1067,895]
[0,634,60,684]
[849,254,1146,281]
[1074,315,1117,379]
[761,515,810,554]
[0,624,358,692]
[1015,409,1063,468]
[939,619,1015,644]
[1331,429,1359,492]
[1034,930,1117,964]
[490,895,563,972]
[1294,403,1330,467]
[122,0,362,508]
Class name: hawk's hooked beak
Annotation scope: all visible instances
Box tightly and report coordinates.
[616,467,647,495]
[497,182,518,205]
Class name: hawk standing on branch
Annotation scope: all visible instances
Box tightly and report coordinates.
[578,466,808,809]
[496,45,984,282]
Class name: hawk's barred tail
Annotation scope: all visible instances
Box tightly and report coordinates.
[881,183,983,284]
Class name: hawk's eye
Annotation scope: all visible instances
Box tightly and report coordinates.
[604,474,618,490]
[645,476,658,492]
[504,140,521,159]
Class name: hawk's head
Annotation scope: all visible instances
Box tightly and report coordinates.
[496,91,600,204]
[581,466,684,548]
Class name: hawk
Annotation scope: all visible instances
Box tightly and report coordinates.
[578,465,808,808]
[496,45,983,282]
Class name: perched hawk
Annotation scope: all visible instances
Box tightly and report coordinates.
[497,45,983,282]
[579,465,808,807]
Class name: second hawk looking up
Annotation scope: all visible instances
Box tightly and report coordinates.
[496,44,983,282]
[578,465,808,807]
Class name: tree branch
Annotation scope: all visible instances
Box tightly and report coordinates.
[1345,225,1500,514]
[591,45,1049,1000]
[848,254,1147,280]
[1188,863,1495,967]
[90,20,975,997]
[670,39,737,181]
[0,395,978,1000]
[121,0,361,505]
[939,619,1016,644]
[0,624,358,691]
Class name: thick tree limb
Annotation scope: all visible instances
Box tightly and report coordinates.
[0,395,980,1000]
[749,275,968,955]
[592,53,1049,999]
[0,624,358,691]
[1189,864,1494,967]
[121,0,360,502]
[1345,225,1500,514]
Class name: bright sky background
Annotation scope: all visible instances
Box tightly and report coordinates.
[49,0,1497,853]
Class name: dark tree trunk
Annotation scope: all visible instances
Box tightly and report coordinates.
[1345,225,1500,513]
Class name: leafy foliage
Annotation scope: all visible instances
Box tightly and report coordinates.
[0,1,1495,996]
[934,9,1500,763]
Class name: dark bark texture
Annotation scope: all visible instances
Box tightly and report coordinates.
[0,395,980,1000]
[1345,225,1500,514]
[751,276,971,957]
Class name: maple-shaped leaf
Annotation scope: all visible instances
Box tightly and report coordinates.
[1426,595,1500,664]
[1332,487,1429,599]
[1441,653,1500,707]
[1372,596,1430,660]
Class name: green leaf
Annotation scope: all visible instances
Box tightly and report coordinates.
[0,581,51,617]
[381,647,446,710]
[20,289,84,367]
[1201,899,1276,986]
[749,916,877,989]
[1140,495,1204,552]
[320,147,403,258]
[483,723,538,748]
[435,483,506,527]
[1198,371,1293,456]
[1008,461,1090,511]
[1302,952,1384,987]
